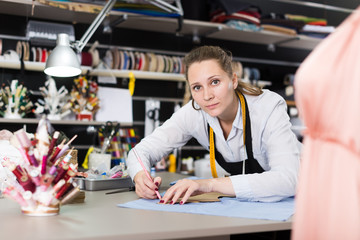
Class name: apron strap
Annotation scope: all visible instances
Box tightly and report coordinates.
[208,91,264,177]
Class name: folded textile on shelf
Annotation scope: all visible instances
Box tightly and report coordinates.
[299,24,335,38]
[261,24,297,36]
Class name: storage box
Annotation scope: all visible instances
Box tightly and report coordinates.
[75,177,134,191]
[26,20,75,46]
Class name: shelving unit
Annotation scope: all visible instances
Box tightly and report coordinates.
[0,0,316,161]
[0,0,315,87]
[0,0,323,51]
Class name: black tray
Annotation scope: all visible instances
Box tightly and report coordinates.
[75,176,134,191]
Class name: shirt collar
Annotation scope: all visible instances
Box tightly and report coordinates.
[204,98,243,135]
[232,98,243,130]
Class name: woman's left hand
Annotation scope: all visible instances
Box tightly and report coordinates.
[160,178,213,205]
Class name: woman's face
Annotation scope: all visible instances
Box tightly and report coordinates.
[188,59,238,120]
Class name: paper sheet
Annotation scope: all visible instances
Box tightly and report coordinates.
[95,87,133,124]
[118,196,295,221]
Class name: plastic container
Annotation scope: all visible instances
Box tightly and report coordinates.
[194,154,229,178]
[26,20,75,46]
[88,153,111,172]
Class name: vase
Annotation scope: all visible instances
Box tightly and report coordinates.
[21,204,60,217]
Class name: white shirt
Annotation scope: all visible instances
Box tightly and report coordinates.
[126,89,301,202]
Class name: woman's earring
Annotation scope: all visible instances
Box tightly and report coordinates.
[192,99,201,110]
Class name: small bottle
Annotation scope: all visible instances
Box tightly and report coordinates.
[168,154,176,173]
[150,167,156,178]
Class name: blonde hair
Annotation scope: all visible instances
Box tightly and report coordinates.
[184,46,262,99]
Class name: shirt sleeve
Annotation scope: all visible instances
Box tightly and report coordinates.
[230,94,301,202]
[126,102,200,180]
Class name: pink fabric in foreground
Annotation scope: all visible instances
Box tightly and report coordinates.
[292,7,360,240]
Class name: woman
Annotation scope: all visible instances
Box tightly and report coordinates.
[292,8,360,240]
[126,46,301,204]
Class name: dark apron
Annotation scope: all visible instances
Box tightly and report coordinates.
[208,91,265,175]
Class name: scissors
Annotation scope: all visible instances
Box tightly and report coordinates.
[146,108,160,121]
[99,121,120,154]
[99,121,120,138]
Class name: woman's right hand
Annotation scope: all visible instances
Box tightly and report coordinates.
[133,170,162,199]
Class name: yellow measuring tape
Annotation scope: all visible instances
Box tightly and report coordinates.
[209,127,218,178]
[209,91,246,178]
[128,71,136,96]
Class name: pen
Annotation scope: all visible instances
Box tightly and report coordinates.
[133,148,161,200]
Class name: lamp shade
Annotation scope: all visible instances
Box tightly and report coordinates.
[44,33,81,77]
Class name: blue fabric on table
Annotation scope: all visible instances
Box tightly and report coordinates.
[118,196,295,221]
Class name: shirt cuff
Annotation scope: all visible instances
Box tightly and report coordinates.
[126,150,148,180]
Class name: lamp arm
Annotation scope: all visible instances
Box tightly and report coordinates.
[74,0,117,52]
[175,0,184,16]
[72,0,183,52]
[146,0,183,15]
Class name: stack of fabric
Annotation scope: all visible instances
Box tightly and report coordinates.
[113,0,182,18]
[210,1,262,32]
[261,13,306,36]
[286,14,335,38]
[261,13,335,38]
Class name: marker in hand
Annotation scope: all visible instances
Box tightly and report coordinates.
[133,148,161,200]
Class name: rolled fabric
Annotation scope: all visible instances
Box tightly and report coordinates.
[251,68,260,81]
[16,41,23,59]
[284,74,295,85]
[243,67,251,80]
[81,51,92,67]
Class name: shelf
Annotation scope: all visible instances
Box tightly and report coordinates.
[0,59,274,87]
[0,0,322,51]
[0,59,186,81]
[207,26,321,50]
[114,15,321,51]
[90,69,185,81]
[0,59,275,85]
[117,15,221,37]
[0,59,92,74]
[0,0,104,25]
[0,117,132,126]
[279,35,322,50]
